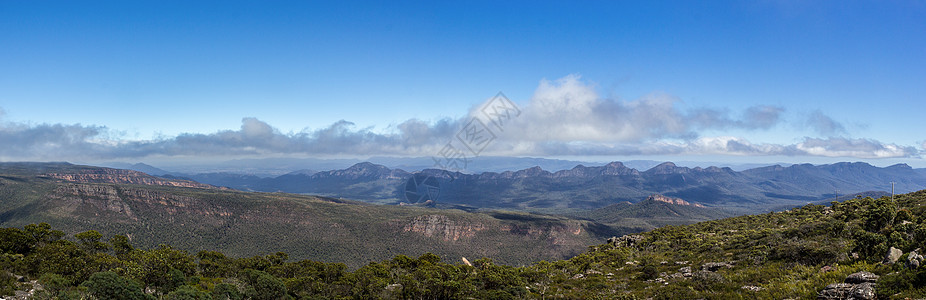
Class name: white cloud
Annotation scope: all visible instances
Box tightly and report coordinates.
[488,75,783,143]
[0,75,918,161]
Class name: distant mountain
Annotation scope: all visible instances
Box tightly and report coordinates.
[0,162,632,268]
[182,160,926,214]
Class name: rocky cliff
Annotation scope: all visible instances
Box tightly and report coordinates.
[43,168,220,189]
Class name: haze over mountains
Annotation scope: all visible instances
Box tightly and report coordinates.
[116,160,926,214]
[102,157,797,178]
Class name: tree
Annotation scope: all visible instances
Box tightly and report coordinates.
[23,223,64,247]
[0,227,31,254]
[110,235,134,257]
[27,240,86,282]
[167,285,213,300]
[81,271,154,300]
[240,269,289,300]
[75,230,110,253]
[211,283,243,300]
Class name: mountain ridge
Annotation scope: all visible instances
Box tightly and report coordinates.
[175,160,926,213]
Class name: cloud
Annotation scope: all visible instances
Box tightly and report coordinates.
[792,137,918,158]
[492,75,783,143]
[484,136,917,159]
[0,75,918,161]
[805,110,847,136]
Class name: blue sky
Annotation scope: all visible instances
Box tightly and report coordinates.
[1,1,924,167]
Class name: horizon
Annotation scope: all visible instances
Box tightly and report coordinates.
[2,1,924,168]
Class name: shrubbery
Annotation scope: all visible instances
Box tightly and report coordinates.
[1,191,925,298]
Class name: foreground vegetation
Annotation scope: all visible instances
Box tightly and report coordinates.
[3,190,926,299]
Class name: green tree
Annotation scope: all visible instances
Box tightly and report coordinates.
[211,283,243,300]
[167,285,213,300]
[26,240,86,282]
[80,271,154,300]
[240,269,289,300]
[75,230,110,253]
[23,223,64,247]
[0,227,31,254]
[110,235,134,257]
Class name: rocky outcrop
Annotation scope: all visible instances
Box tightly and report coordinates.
[49,184,136,220]
[607,234,644,248]
[647,194,706,208]
[48,183,232,220]
[845,271,879,284]
[819,271,879,300]
[402,215,486,241]
[883,247,903,264]
[907,249,923,269]
[44,168,218,189]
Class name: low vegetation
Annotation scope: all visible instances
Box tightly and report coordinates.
[3,190,925,299]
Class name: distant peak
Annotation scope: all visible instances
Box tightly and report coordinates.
[605,161,626,168]
[886,163,912,169]
[645,162,689,174]
[348,162,387,170]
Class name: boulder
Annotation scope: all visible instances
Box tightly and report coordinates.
[883,247,902,264]
[820,271,880,300]
[845,271,879,284]
[818,283,854,299]
[848,282,876,300]
[907,250,923,269]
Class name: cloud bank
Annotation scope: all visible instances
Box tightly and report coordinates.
[0,75,919,161]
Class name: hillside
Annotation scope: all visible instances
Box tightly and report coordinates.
[3,190,925,298]
[579,194,735,229]
[0,162,631,269]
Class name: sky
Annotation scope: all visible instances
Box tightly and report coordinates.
[1,1,925,167]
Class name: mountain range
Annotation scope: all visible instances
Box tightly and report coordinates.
[151,161,926,214]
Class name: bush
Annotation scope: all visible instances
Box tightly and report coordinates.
[80,271,154,300]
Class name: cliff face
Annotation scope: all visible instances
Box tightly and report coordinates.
[402,215,487,241]
[43,168,220,189]
[501,221,585,246]
[49,184,137,220]
[46,183,232,222]
[647,194,705,208]
[400,214,588,247]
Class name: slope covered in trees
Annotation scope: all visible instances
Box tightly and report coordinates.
[0,163,634,269]
[3,191,926,299]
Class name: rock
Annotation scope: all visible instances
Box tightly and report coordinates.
[883,247,902,264]
[385,283,403,292]
[678,266,692,273]
[818,283,854,300]
[741,285,762,292]
[907,250,923,269]
[701,262,733,272]
[848,282,876,300]
[608,234,644,248]
[845,271,879,284]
